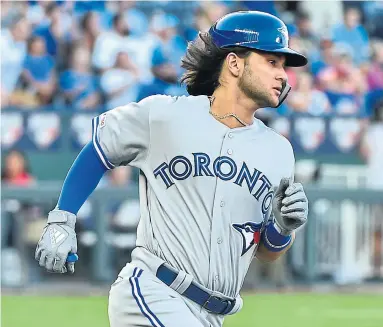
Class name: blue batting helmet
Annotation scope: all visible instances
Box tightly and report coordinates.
[209,11,307,67]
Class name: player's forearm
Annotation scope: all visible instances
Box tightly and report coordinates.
[256,231,295,262]
[56,142,108,215]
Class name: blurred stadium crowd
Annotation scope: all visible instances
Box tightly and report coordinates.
[1,1,382,112]
[1,1,383,288]
[1,1,383,179]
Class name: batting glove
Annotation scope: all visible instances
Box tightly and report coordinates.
[272,178,308,236]
[35,209,78,274]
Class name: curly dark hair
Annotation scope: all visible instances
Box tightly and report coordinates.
[180,32,251,96]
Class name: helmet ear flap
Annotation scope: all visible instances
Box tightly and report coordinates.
[276,81,291,107]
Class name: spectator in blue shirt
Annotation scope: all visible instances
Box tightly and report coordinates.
[32,3,60,56]
[23,36,55,83]
[287,72,332,116]
[33,2,73,67]
[309,35,334,77]
[59,46,101,110]
[317,46,367,115]
[332,7,369,65]
[21,36,56,105]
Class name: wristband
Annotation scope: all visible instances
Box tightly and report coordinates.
[47,209,76,229]
[261,221,292,252]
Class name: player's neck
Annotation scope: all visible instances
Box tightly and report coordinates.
[210,87,259,129]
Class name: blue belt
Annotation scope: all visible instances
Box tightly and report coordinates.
[156,264,236,315]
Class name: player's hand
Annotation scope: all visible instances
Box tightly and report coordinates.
[272,178,308,235]
[35,210,78,274]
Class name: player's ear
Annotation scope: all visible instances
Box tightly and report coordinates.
[226,52,242,78]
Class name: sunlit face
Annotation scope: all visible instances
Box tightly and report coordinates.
[72,48,90,71]
[297,72,313,92]
[87,12,100,34]
[298,18,311,33]
[5,151,26,178]
[345,9,360,28]
[115,16,128,35]
[116,52,130,69]
[50,7,61,23]
[237,51,287,108]
[30,37,46,56]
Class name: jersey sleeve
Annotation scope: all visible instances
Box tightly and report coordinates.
[91,96,156,169]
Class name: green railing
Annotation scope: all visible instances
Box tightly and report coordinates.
[2,185,382,285]
[2,184,139,283]
[298,187,383,283]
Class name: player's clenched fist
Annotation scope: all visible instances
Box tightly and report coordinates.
[35,209,78,274]
[272,178,308,235]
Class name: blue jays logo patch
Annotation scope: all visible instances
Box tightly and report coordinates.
[232,222,264,256]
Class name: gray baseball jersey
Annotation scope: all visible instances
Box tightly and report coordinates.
[93,94,295,323]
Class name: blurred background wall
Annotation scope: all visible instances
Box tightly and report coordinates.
[1,0,383,293]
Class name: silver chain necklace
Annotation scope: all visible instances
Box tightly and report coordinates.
[208,96,250,127]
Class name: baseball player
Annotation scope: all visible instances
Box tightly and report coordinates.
[35,11,309,327]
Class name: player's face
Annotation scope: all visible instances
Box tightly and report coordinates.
[238,51,287,108]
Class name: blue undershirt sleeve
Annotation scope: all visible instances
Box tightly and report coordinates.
[57,142,109,215]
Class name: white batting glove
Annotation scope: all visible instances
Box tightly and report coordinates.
[35,210,78,274]
[272,178,308,236]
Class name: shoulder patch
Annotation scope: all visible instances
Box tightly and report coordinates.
[100,113,107,128]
